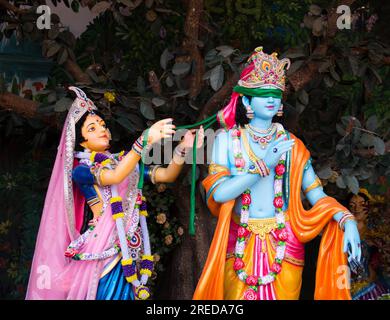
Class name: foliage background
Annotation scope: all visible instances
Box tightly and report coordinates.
[0,0,389,299]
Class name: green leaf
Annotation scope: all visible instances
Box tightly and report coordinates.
[57,47,68,65]
[160,48,174,70]
[46,42,61,57]
[54,97,72,112]
[336,175,346,189]
[172,62,191,76]
[286,60,304,76]
[336,123,346,136]
[210,65,224,91]
[329,67,340,82]
[360,133,375,147]
[317,165,333,179]
[48,25,60,40]
[140,100,155,120]
[373,136,385,155]
[137,76,146,95]
[298,90,309,105]
[172,90,189,98]
[216,45,235,58]
[366,115,378,131]
[345,175,359,194]
[71,0,80,12]
[295,102,306,114]
[152,97,166,107]
[165,76,174,87]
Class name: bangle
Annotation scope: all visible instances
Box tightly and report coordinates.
[148,165,161,185]
[338,211,356,231]
[132,136,144,156]
[304,176,322,194]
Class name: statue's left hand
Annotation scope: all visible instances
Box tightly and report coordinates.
[343,220,361,262]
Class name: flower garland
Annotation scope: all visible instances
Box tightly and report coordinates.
[65,151,154,300]
[232,128,245,172]
[231,124,288,300]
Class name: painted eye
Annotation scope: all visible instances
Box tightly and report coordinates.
[88,127,95,132]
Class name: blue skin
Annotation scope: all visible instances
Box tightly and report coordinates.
[211,94,361,261]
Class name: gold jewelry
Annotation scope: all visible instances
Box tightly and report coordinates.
[148,165,162,185]
[247,123,276,135]
[303,176,322,194]
[240,128,270,177]
[339,211,356,231]
[277,104,284,117]
[208,162,229,175]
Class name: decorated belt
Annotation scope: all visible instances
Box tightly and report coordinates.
[232,213,289,240]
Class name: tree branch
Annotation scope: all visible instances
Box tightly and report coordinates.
[182,0,204,99]
[0,92,38,118]
[64,59,93,85]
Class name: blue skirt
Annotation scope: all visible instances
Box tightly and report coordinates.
[96,260,135,300]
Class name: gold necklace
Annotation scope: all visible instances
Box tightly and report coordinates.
[248,123,276,135]
[245,124,276,149]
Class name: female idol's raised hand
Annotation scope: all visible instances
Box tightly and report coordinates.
[146,118,176,145]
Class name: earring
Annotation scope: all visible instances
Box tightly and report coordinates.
[277,104,283,117]
[246,105,254,119]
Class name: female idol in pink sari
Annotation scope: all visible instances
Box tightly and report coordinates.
[26,86,203,300]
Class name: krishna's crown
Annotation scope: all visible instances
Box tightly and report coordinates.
[237,47,290,91]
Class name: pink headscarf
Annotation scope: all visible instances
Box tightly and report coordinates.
[216,63,254,130]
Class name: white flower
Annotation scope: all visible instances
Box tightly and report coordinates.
[240,210,249,223]
[235,241,245,254]
[274,180,283,194]
[276,246,286,260]
[238,271,247,282]
[275,212,285,224]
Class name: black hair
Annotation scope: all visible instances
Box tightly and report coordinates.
[74,110,107,151]
[235,96,250,127]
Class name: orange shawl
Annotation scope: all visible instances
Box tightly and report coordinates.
[193,133,351,300]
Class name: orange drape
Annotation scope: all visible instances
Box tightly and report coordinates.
[193,133,351,300]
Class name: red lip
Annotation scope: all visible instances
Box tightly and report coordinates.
[99,135,108,139]
[266,105,274,109]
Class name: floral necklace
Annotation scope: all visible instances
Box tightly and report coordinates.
[231,124,288,300]
[65,150,153,300]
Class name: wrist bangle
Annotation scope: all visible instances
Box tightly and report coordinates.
[132,136,143,156]
[148,165,162,185]
[338,211,355,231]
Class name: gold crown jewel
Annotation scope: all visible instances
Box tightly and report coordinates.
[238,47,291,91]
